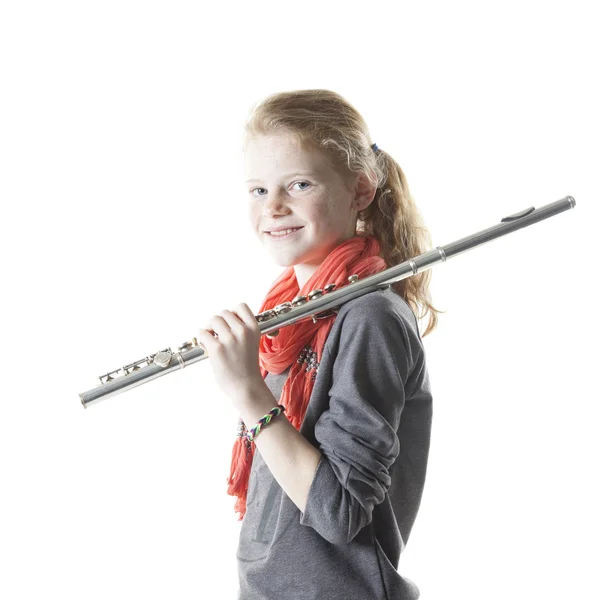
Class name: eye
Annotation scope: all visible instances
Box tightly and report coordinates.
[250,187,267,197]
[293,181,311,191]
[249,181,311,197]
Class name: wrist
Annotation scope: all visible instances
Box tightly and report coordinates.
[235,376,267,407]
[234,379,280,426]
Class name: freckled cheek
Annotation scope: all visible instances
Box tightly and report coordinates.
[312,208,337,230]
[306,200,332,223]
[249,207,261,232]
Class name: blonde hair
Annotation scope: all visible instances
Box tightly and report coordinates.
[242,89,444,338]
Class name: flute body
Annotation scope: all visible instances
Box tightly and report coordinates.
[79,195,576,409]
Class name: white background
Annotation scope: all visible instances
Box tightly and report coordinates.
[1,1,598,598]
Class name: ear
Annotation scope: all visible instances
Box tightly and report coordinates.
[353,171,377,212]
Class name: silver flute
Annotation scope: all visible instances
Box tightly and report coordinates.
[79,195,576,409]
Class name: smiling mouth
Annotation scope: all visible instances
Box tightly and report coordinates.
[266,227,303,239]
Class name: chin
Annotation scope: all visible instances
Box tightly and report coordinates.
[269,255,299,268]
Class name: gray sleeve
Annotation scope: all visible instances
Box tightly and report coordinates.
[298,297,411,545]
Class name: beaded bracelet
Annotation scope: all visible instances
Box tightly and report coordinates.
[246,404,286,443]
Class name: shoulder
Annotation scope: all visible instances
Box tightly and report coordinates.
[318,290,411,349]
[335,287,418,337]
[325,287,424,365]
[315,287,421,390]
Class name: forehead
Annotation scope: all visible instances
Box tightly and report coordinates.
[244,133,327,179]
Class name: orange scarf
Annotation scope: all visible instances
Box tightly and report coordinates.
[226,233,388,520]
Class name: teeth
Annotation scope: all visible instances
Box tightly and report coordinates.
[269,228,299,236]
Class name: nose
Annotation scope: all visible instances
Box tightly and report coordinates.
[262,189,292,217]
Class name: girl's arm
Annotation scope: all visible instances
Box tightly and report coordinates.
[233,381,323,514]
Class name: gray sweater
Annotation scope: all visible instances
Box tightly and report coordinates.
[236,286,433,600]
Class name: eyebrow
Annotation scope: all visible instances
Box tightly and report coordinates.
[245,171,315,184]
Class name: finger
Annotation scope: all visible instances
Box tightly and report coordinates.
[218,309,246,335]
[206,314,234,337]
[196,330,216,355]
[234,303,259,329]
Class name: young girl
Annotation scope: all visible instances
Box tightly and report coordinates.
[196,89,440,600]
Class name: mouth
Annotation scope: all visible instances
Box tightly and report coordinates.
[265,226,304,240]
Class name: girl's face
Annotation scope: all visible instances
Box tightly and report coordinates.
[244,132,375,289]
